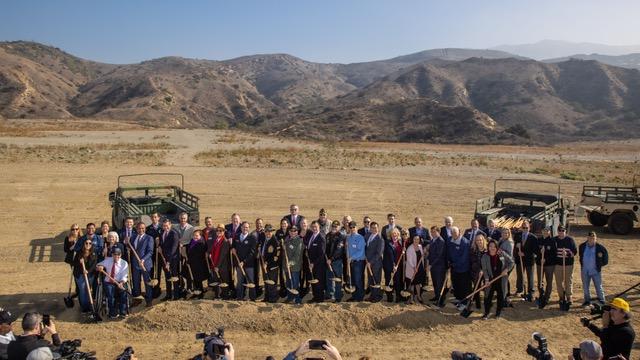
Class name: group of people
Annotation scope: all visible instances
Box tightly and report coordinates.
[62,205,614,321]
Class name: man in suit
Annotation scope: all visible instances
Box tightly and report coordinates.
[282,204,304,229]
[365,222,384,302]
[440,216,454,242]
[358,216,372,239]
[307,221,327,303]
[119,217,137,260]
[225,213,242,240]
[485,219,502,241]
[146,212,163,299]
[261,224,280,303]
[251,218,265,298]
[409,217,431,247]
[381,213,403,243]
[159,219,181,301]
[232,222,257,301]
[129,222,155,306]
[428,226,447,302]
[463,219,487,244]
[173,212,195,245]
[514,220,538,298]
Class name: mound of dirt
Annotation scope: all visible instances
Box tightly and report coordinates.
[125,300,467,336]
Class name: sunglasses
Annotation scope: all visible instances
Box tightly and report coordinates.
[72,228,79,231]
[289,229,298,232]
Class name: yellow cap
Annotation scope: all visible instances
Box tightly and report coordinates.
[610,298,630,312]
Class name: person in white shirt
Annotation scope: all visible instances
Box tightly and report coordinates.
[97,248,130,319]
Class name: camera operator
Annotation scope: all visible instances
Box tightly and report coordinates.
[581,298,635,360]
[0,308,16,360]
[284,339,342,360]
[6,313,61,360]
[569,340,602,360]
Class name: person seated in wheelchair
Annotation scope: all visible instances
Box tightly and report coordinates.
[96,247,130,319]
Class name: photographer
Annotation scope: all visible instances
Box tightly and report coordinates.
[569,340,602,360]
[284,339,342,360]
[581,298,635,360]
[193,329,234,360]
[6,313,61,360]
[0,308,16,360]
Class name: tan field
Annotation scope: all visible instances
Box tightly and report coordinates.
[1,120,639,359]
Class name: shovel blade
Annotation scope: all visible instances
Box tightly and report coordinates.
[208,282,220,288]
[245,283,256,289]
[400,291,411,298]
[460,307,473,318]
[265,280,276,285]
[288,288,299,295]
[309,279,319,284]
[333,278,342,283]
[64,296,75,308]
[218,283,229,288]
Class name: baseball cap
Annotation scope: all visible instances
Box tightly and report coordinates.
[610,297,630,312]
[348,221,357,228]
[331,220,341,227]
[264,224,274,232]
[557,225,566,231]
[579,340,602,360]
[0,308,15,324]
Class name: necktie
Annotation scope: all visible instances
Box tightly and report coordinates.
[162,231,167,243]
[292,215,296,225]
[109,261,116,283]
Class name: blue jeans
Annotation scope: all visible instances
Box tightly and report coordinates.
[581,269,605,303]
[132,266,153,303]
[75,274,95,312]
[104,282,128,316]
[329,259,343,301]
[351,260,365,301]
[236,267,256,300]
[286,271,302,304]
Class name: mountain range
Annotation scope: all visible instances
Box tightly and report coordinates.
[1,40,639,144]
[494,39,640,60]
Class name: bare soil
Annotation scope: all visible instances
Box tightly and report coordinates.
[0,126,638,359]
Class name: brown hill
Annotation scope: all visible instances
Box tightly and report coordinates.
[1,41,639,143]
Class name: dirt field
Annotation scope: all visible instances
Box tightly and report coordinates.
[0,123,639,359]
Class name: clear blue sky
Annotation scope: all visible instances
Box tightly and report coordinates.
[1,0,638,64]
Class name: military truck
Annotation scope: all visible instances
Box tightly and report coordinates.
[579,176,639,235]
[109,173,200,230]
[474,178,572,235]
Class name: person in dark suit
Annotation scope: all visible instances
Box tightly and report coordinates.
[514,220,538,298]
[225,213,242,241]
[186,230,208,299]
[307,221,327,303]
[261,224,280,303]
[358,216,372,239]
[275,218,290,299]
[118,217,137,261]
[365,222,384,302]
[484,219,501,241]
[208,223,232,299]
[381,213,403,243]
[326,221,346,302]
[159,219,181,301]
[232,222,257,301]
[440,216,454,242]
[384,229,404,302]
[129,222,155,306]
[251,218,265,298]
[146,212,163,299]
[409,217,431,248]
[282,204,305,229]
[428,226,447,302]
[463,219,487,246]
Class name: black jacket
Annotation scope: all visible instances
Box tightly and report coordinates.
[262,235,281,270]
[326,232,346,262]
[6,333,61,360]
[537,236,557,266]
[588,321,635,360]
[440,226,453,242]
[160,229,180,262]
[233,233,257,264]
[554,236,577,266]
[578,242,609,272]
[306,232,326,266]
[514,232,538,266]
[427,236,447,270]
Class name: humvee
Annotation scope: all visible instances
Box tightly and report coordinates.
[109,173,200,229]
[474,178,572,235]
[579,176,639,235]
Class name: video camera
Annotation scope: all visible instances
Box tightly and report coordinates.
[115,346,135,360]
[451,350,482,360]
[55,339,97,360]
[590,303,611,316]
[193,327,228,360]
[526,332,552,360]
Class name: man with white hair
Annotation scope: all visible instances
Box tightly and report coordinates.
[446,226,472,302]
[440,216,454,241]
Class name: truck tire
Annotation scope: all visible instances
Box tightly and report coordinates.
[607,212,634,235]
[587,212,608,227]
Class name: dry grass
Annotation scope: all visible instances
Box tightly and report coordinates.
[0,142,174,165]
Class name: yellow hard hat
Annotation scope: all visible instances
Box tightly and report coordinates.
[610,298,630,313]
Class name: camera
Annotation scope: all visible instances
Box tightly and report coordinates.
[55,339,97,360]
[590,303,611,316]
[116,346,135,360]
[193,327,228,360]
[451,351,482,360]
[526,332,553,360]
[572,347,582,360]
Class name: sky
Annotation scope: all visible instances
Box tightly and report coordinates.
[1,0,639,64]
